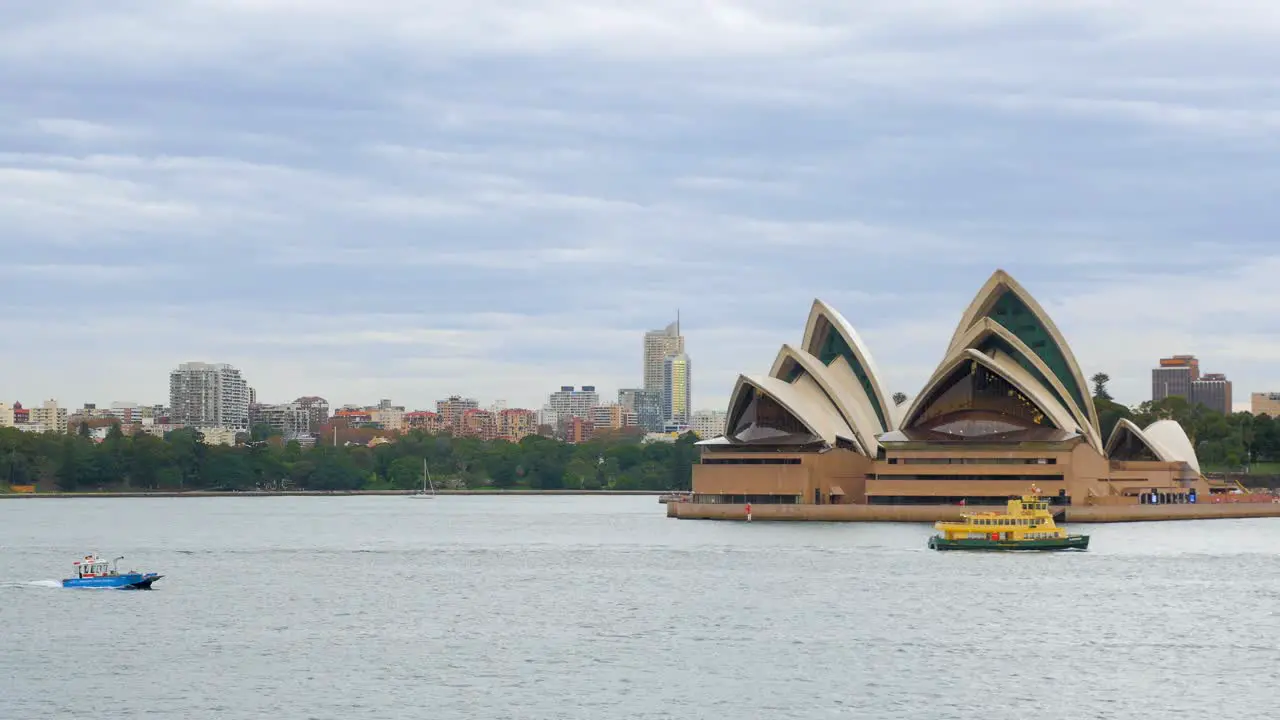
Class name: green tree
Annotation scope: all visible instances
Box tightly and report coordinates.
[387,456,426,490]
[202,446,255,490]
[1090,372,1113,401]
[251,423,282,442]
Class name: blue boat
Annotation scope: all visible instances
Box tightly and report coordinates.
[61,554,162,590]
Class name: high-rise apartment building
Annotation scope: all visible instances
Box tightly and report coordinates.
[169,362,250,430]
[644,317,684,395]
[0,402,14,427]
[618,388,664,432]
[662,352,691,424]
[292,396,330,432]
[436,395,479,427]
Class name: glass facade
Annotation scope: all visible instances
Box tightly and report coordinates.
[985,290,1088,414]
[908,359,1052,437]
[728,387,821,445]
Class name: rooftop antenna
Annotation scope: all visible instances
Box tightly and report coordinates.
[676,308,680,336]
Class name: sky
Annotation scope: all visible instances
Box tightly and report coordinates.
[2,1,1279,414]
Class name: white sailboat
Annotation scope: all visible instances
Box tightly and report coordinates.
[412,458,436,499]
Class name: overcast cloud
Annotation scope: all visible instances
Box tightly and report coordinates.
[2,1,1278,413]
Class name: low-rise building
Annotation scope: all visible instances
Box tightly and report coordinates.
[1252,392,1280,416]
[404,411,444,433]
[590,404,638,432]
[197,427,239,446]
[28,400,68,434]
[689,409,726,439]
[249,402,314,439]
[562,416,592,444]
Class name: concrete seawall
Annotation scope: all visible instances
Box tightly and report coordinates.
[0,489,666,499]
[668,501,1280,523]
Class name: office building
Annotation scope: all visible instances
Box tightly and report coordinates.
[1151,355,1232,414]
[1152,355,1199,403]
[619,388,664,432]
[663,352,691,424]
[1192,373,1232,416]
[644,317,684,395]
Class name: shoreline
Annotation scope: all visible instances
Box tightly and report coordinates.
[0,489,669,499]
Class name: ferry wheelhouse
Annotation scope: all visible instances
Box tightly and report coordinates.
[928,487,1089,551]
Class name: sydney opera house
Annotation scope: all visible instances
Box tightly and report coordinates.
[680,270,1231,518]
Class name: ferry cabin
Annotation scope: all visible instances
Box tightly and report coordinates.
[935,496,1068,541]
[74,557,114,578]
[953,512,1066,541]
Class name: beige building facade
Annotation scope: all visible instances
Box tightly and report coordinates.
[27,400,69,434]
[1251,392,1280,416]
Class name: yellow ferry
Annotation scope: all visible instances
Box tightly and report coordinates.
[927,486,1089,551]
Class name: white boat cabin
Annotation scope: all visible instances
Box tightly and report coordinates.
[73,555,117,578]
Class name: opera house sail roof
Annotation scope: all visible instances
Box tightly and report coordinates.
[709,269,1203,473]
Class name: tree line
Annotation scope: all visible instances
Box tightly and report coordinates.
[0,424,701,492]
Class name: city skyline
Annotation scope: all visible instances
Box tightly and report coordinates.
[0,339,1267,416]
[3,5,1279,414]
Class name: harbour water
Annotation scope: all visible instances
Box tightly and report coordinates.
[3,496,1279,719]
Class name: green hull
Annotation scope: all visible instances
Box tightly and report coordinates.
[928,534,1089,551]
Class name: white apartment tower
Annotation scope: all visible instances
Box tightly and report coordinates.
[643,316,684,395]
[169,362,250,430]
[546,386,599,426]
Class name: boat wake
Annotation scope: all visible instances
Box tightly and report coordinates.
[0,580,61,589]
